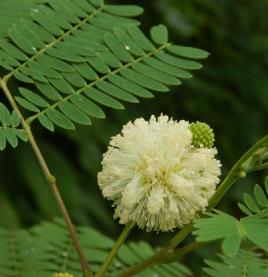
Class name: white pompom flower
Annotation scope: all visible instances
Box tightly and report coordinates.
[98,115,221,232]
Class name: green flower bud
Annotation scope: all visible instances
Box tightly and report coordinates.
[52,273,74,277]
[190,121,215,149]
[238,170,247,178]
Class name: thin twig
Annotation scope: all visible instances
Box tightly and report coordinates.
[0,80,92,277]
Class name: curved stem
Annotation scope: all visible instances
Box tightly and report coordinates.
[117,241,207,277]
[117,134,268,276]
[95,222,133,277]
[0,80,92,277]
[208,134,268,209]
[117,251,163,277]
[163,223,193,252]
[164,241,208,262]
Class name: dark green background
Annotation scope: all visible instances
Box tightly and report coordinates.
[0,0,267,274]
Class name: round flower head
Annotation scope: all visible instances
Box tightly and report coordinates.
[98,115,221,232]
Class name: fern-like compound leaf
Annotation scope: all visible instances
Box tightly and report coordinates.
[0,103,27,150]
[238,180,268,216]
[0,0,208,132]
[193,209,268,257]
[0,219,192,277]
[204,250,268,277]
[0,0,48,39]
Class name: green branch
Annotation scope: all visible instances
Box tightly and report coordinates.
[0,79,92,277]
[117,241,207,277]
[208,134,268,209]
[163,241,208,263]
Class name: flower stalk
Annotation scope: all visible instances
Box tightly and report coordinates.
[117,241,207,277]
[96,222,134,277]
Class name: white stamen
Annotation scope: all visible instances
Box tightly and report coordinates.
[98,115,221,232]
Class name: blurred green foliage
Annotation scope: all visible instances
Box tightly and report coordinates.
[0,1,267,274]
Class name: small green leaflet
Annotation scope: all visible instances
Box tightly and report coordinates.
[238,181,268,215]
[193,209,268,257]
[204,250,268,277]
[0,103,27,150]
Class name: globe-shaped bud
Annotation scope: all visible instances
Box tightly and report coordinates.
[190,121,215,148]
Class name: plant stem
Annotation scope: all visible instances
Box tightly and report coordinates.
[95,222,133,277]
[117,134,268,276]
[117,250,164,277]
[117,241,207,277]
[162,241,208,263]
[163,224,193,252]
[0,80,92,277]
[208,134,268,209]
